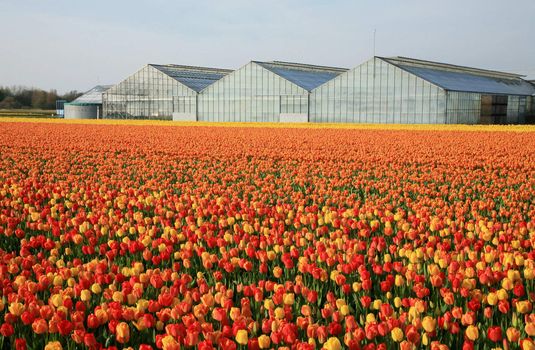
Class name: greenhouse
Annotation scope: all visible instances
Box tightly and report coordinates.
[102,57,535,124]
[102,64,231,120]
[310,57,535,124]
[64,85,112,119]
[197,61,347,122]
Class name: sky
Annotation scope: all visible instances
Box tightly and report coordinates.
[1,0,534,93]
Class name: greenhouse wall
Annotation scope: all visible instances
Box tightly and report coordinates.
[103,65,196,120]
[507,96,520,124]
[445,92,481,124]
[506,95,533,124]
[310,58,447,124]
[527,96,534,123]
[198,62,309,122]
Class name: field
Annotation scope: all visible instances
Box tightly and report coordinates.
[0,110,56,118]
[0,119,534,350]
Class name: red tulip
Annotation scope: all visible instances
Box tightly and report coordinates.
[15,338,27,350]
[488,326,503,342]
[0,323,14,337]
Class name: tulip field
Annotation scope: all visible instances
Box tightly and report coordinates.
[0,119,535,350]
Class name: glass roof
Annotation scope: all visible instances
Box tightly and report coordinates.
[73,85,112,104]
[400,65,535,95]
[383,57,535,96]
[256,61,347,91]
[151,65,232,92]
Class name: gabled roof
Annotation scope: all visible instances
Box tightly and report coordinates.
[255,61,348,91]
[381,56,535,96]
[72,85,112,104]
[150,64,232,92]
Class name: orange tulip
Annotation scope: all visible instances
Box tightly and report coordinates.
[507,327,520,342]
[44,341,63,350]
[32,318,48,334]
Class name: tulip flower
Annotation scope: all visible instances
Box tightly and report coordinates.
[516,301,532,314]
[258,335,271,349]
[44,342,63,350]
[465,325,479,341]
[507,328,520,342]
[422,316,436,333]
[235,329,248,345]
[391,327,404,342]
[323,337,342,350]
[0,324,14,337]
[116,322,130,344]
[487,326,503,342]
[8,302,25,317]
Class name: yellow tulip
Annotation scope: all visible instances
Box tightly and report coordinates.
[162,335,179,350]
[324,337,342,350]
[422,316,436,333]
[465,325,479,341]
[522,339,535,350]
[8,302,25,316]
[391,327,404,342]
[340,304,349,316]
[80,289,91,302]
[516,300,532,314]
[274,307,285,320]
[112,291,124,303]
[486,292,498,306]
[497,289,508,300]
[235,329,248,345]
[283,293,295,305]
[258,334,271,349]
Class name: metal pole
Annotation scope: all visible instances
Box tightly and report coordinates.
[373,29,376,57]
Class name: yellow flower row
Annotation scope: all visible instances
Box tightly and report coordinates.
[1,117,535,132]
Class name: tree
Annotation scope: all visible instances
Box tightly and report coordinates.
[0,96,22,109]
[31,90,47,109]
[46,90,58,109]
[62,90,83,102]
[0,87,7,102]
[0,86,83,109]
[12,87,32,108]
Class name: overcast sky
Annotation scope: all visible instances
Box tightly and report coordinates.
[1,0,534,93]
